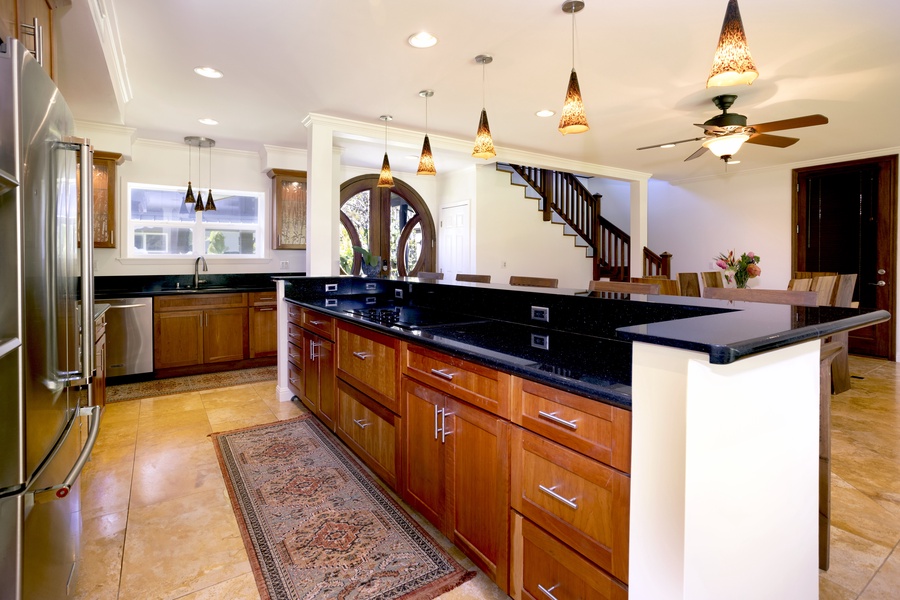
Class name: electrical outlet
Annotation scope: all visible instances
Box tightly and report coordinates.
[394,288,404,299]
[280,260,289,269]
[502,261,507,268]
[530,333,549,350]
[530,306,549,322]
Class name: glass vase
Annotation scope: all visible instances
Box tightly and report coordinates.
[734,269,749,289]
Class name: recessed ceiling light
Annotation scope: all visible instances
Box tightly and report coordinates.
[660,143,676,149]
[408,32,438,48]
[406,154,420,160]
[193,66,223,79]
[198,118,218,125]
[536,109,555,118]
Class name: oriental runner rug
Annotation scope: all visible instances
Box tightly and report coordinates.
[211,414,475,600]
[106,366,276,402]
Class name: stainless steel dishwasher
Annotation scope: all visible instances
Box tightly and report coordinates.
[105,297,154,377]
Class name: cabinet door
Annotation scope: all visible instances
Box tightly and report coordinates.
[19,0,53,78]
[316,339,336,431]
[91,151,123,248]
[154,311,203,369]
[401,378,445,530]
[204,308,247,363]
[299,330,318,413]
[249,305,277,358]
[336,379,398,489]
[268,169,307,250]
[445,398,510,591]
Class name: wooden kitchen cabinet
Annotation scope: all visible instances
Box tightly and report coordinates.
[401,376,510,591]
[93,312,107,408]
[154,293,248,371]
[203,308,246,363]
[3,0,55,79]
[267,168,306,250]
[336,321,400,413]
[249,292,278,358]
[336,378,400,489]
[154,310,204,369]
[303,329,335,430]
[91,151,124,248]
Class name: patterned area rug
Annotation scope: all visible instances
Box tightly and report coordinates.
[212,414,475,600]
[106,366,276,403]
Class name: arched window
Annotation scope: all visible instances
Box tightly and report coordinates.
[339,175,436,277]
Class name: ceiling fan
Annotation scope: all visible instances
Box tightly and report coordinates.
[637,94,828,163]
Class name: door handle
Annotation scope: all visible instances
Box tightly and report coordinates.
[868,281,886,287]
[33,406,101,503]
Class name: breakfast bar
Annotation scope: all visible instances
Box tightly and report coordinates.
[275,275,890,600]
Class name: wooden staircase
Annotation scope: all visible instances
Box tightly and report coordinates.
[497,164,671,281]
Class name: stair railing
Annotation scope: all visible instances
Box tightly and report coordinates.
[643,248,672,278]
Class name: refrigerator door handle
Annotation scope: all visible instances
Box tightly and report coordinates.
[32,405,101,504]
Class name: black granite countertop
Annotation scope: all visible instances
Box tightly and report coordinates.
[93,303,110,320]
[94,273,303,299]
[279,276,891,411]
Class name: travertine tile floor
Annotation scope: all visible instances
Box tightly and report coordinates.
[74,356,900,599]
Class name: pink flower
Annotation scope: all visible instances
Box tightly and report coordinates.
[747,264,761,278]
[715,259,727,269]
[747,252,756,259]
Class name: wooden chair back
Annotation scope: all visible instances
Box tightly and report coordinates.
[831,274,857,307]
[589,280,661,295]
[701,271,724,288]
[794,271,838,279]
[509,276,558,288]
[702,287,818,306]
[455,273,491,283]
[811,275,838,306]
[632,277,679,295]
[416,271,444,280]
[677,273,701,297]
[788,278,812,291]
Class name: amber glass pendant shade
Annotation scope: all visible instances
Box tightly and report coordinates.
[205,190,216,211]
[707,0,758,87]
[185,181,195,204]
[194,190,205,211]
[377,153,394,188]
[472,109,496,159]
[417,135,436,176]
[558,69,589,135]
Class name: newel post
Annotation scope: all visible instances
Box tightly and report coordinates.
[661,252,673,278]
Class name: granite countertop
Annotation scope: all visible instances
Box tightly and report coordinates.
[93,303,110,320]
[280,276,891,411]
[94,273,301,299]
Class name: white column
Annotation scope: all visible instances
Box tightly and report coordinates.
[274,279,293,402]
[629,178,648,277]
[305,118,339,275]
[629,340,820,600]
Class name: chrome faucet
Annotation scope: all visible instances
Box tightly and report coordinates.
[194,256,208,288]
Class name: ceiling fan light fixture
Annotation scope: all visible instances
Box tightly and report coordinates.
[703,133,749,158]
[707,0,758,88]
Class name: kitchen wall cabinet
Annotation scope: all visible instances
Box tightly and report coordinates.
[2,0,55,79]
[401,376,510,590]
[267,168,306,250]
[93,311,107,408]
[91,151,124,248]
[248,291,277,358]
[153,293,248,372]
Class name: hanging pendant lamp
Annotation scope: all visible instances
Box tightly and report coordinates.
[707,0,758,87]
[184,139,195,204]
[204,141,216,210]
[417,90,436,176]
[185,136,215,211]
[377,115,394,188]
[558,1,589,135]
[472,55,496,159]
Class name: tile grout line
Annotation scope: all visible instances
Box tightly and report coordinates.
[855,536,900,599]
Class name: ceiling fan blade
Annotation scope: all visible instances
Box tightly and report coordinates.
[750,114,828,133]
[684,146,708,161]
[637,137,706,151]
[746,133,799,148]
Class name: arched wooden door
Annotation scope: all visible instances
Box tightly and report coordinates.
[339,175,436,277]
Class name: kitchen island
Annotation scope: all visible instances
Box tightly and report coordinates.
[276,275,889,600]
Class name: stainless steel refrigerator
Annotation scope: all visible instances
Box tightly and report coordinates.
[0,35,101,600]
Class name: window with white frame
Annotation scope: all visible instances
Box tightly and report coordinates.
[126,183,265,258]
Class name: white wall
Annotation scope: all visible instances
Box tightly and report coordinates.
[436,166,477,271]
[473,165,594,289]
[584,176,632,235]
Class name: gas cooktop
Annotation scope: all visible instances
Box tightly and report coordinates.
[343,306,487,330]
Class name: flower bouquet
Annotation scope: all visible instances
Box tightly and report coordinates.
[714,250,761,288]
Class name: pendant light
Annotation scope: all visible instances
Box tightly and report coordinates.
[707,0,758,87]
[204,140,216,211]
[184,136,215,211]
[417,90,436,176]
[558,1,589,135]
[377,115,394,188]
[184,139,195,204]
[472,55,496,159]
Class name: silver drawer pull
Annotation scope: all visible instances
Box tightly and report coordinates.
[537,410,578,430]
[257,307,275,312]
[289,377,298,385]
[353,418,371,429]
[310,320,325,325]
[537,584,560,600]
[538,485,578,510]
[352,351,370,360]
[430,368,454,381]
[288,331,301,339]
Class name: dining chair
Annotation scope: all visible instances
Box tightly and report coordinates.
[416,271,444,280]
[701,271,724,289]
[702,287,818,306]
[455,273,491,283]
[509,276,558,288]
[677,273,701,297]
[811,275,838,306]
[631,277,679,295]
[787,278,812,291]
[588,280,660,295]
[828,274,858,394]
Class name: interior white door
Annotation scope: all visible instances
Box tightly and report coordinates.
[438,203,469,281]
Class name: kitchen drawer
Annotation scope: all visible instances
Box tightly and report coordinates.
[511,427,630,583]
[403,343,511,418]
[287,322,305,349]
[287,340,303,369]
[301,308,335,340]
[287,361,305,405]
[512,377,631,474]
[94,313,106,339]
[154,292,247,311]
[337,322,399,413]
[510,513,627,600]
[336,379,399,489]
[287,301,303,325]
[249,291,277,306]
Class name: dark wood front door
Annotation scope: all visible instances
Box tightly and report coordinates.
[793,155,897,360]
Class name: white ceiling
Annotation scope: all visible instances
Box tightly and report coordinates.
[55,0,900,182]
